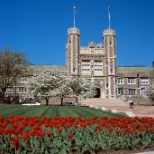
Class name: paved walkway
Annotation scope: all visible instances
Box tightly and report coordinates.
[100,106,154,118]
[133,152,154,154]
[83,99,154,118]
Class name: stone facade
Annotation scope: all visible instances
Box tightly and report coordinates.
[4,27,153,102]
[116,67,152,97]
[66,26,152,99]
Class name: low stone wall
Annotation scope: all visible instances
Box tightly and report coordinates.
[123,95,154,105]
[133,97,154,106]
[118,95,154,106]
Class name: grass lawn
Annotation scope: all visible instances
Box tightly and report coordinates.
[0,104,123,118]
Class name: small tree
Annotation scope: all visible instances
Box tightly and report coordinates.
[25,69,72,105]
[50,71,72,105]
[0,46,30,103]
[146,64,154,99]
[69,76,97,105]
[146,84,154,99]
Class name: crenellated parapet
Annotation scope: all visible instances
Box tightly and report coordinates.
[68,27,80,35]
[103,28,116,36]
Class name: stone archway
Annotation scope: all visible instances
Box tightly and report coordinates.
[94,88,101,98]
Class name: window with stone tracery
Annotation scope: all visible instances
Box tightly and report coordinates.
[82,60,91,75]
[94,60,103,75]
[140,77,149,84]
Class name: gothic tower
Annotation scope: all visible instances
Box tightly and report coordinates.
[103,29,116,98]
[66,27,80,75]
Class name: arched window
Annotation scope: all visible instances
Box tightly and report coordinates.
[140,88,146,95]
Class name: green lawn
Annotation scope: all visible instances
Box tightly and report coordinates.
[0,104,123,118]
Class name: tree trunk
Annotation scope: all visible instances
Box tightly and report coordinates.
[0,87,6,104]
[80,98,83,106]
[76,97,81,106]
[11,96,19,104]
[77,97,82,106]
[61,97,63,106]
[45,97,49,106]
[76,96,78,105]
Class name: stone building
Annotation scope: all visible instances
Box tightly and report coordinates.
[4,26,153,103]
[66,26,153,99]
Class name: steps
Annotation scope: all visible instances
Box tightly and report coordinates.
[83,98,154,118]
[83,98,129,107]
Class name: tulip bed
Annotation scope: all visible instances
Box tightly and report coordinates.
[0,114,154,154]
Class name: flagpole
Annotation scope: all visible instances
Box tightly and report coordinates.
[74,6,76,27]
[108,5,110,29]
[74,8,75,27]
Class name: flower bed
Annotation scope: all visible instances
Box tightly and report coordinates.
[0,115,154,153]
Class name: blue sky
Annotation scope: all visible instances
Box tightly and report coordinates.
[0,0,153,67]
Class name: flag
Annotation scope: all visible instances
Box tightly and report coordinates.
[74,6,77,13]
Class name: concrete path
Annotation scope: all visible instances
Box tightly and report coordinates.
[98,106,154,118]
[84,98,154,118]
[133,152,154,154]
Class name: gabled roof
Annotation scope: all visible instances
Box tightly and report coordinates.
[117,66,151,73]
[117,66,152,77]
[28,65,67,72]
[27,65,152,77]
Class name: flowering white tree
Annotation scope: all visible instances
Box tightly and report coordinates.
[146,84,154,98]
[146,65,154,99]
[69,77,97,105]
[53,76,72,105]
[24,69,72,105]
[24,69,97,106]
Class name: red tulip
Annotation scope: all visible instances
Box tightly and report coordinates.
[14,129,20,135]
[9,114,14,119]
[127,128,132,134]
[92,115,98,120]
[19,125,25,131]
[0,116,4,122]
[106,124,110,129]
[67,134,74,139]
[144,123,149,128]
[116,129,121,134]
[122,131,126,135]
[96,125,103,131]
[55,123,61,128]
[74,124,78,129]
[99,120,105,126]
[108,128,113,133]
[57,128,62,133]
[80,123,87,128]
[33,126,40,131]
[37,130,46,137]
[12,136,19,150]
[22,132,29,139]
[139,126,145,132]
[3,129,8,135]
[47,132,52,137]
[148,127,153,132]
[29,130,36,136]
[66,123,72,128]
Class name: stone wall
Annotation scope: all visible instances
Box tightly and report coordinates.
[119,95,154,106]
